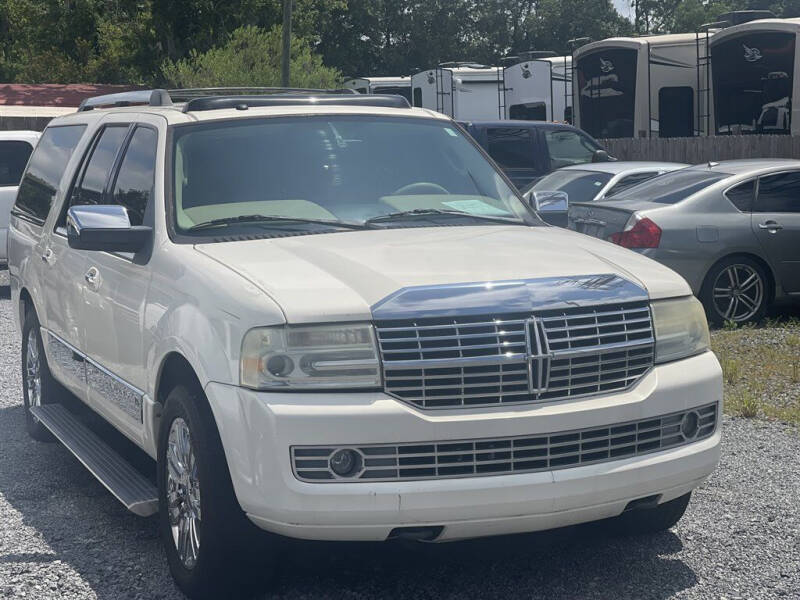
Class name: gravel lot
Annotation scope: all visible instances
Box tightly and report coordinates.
[1,268,798,600]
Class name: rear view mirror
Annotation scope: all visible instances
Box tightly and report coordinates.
[532,191,569,213]
[67,205,152,253]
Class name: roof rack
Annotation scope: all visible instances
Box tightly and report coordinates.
[77,86,362,112]
[438,61,494,69]
[78,89,172,111]
[182,93,411,112]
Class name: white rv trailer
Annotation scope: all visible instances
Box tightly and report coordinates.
[343,76,412,104]
[709,18,800,135]
[410,63,503,120]
[503,55,573,122]
[573,33,706,139]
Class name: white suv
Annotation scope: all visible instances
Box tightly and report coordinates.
[8,90,722,599]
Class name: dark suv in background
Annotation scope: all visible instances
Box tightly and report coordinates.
[461,121,610,190]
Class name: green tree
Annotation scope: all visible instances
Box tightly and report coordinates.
[161,25,342,88]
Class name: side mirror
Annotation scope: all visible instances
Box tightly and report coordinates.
[532,191,569,213]
[591,149,613,163]
[67,205,151,253]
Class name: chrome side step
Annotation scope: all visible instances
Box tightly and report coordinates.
[30,404,158,517]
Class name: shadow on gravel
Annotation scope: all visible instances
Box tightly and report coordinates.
[0,399,699,600]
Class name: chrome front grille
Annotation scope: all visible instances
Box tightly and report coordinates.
[376,301,655,409]
[292,402,718,482]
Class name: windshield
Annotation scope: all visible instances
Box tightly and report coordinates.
[172,116,533,236]
[605,169,730,205]
[530,169,612,202]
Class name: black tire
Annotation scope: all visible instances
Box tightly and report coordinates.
[606,492,691,536]
[701,256,769,326]
[157,383,275,600]
[21,308,67,442]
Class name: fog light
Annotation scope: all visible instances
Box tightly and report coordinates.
[681,411,699,439]
[329,448,362,477]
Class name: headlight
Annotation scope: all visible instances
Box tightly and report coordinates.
[651,296,710,364]
[240,323,381,389]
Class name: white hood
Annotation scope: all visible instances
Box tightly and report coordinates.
[195,225,691,323]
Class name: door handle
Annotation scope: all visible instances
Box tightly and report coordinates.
[41,248,53,264]
[758,221,783,232]
[84,267,100,287]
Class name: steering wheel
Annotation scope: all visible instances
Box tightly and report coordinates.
[391,182,450,195]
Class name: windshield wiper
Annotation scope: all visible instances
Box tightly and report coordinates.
[186,214,370,232]
[364,208,524,226]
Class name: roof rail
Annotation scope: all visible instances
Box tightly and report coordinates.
[78,89,172,111]
[168,87,358,101]
[182,93,411,113]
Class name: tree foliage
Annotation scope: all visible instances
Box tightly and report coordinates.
[1,0,800,86]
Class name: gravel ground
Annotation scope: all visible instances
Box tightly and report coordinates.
[1,268,799,599]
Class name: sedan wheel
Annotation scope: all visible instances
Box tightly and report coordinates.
[711,263,764,323]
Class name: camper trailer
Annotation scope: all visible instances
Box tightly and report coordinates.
[502,54,573,123]
[411,63,503,120]
[343,76,413,104]
[573,34,705,139]
[709,18,800,135]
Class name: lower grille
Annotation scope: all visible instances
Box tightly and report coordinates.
[292,402,718,483]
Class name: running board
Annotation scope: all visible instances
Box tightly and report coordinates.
[30,404,158,517]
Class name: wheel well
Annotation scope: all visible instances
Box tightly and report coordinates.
[155,352,203,406]
[702,253,776,303]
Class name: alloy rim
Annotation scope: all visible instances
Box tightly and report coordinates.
[25,329,42,423]
[166,417,201,569]
[712,264,764,323]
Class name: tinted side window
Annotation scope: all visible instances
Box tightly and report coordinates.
[70,126,128,209]
[606,172,658,197]
[544,130,599,169]
[755,172,800,213]
[13,125,86,224]
[110,127,157,226]
[0,140,33,186]
[486,127,534,169]
[413,87,423,107]
[725,180,755,212]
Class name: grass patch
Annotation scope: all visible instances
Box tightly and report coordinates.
[712,318,800,426]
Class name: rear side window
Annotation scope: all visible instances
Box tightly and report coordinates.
[606,172,659,197]
[610,170,730,205]
[13,125,86,224]
[69,125,129,209]
[725,180,755,212]
[544,130,599,169]
[486,127,534,169]
[0,140,33,186]
[755,171,800,213]
[110,127,158,226]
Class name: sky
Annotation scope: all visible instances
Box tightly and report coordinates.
[613,0,634,21]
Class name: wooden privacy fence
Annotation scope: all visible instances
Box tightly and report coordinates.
[600,135,800,164]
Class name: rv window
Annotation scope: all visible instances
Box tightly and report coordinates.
[544,130,600,169]
[509,103,547,121]
[576,49,637,139]
[755,172,800,213]
[610,169,729,205]
[658,87,694,138]
[486,127,535,169]
[0,140,33,186]
[413,87,423,107]
[724,180,755,212]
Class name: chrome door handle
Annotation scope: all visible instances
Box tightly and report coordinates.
[41,248,53,264]
[758,221,783,231]
[84,267,100,286]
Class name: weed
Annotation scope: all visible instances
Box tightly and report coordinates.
[720,356,741,385]
[723,320,739,331]
[728,387,762,418]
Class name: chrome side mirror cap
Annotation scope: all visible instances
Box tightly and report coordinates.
[531,191,569,213]
[67,205,152,253]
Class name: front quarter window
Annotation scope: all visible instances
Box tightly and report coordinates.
[171,116,536,239]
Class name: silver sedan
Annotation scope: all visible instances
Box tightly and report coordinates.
[568,159,800,324]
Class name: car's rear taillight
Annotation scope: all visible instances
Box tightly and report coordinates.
[609,216,661,249]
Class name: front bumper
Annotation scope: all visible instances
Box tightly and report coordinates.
[205,350,722,542]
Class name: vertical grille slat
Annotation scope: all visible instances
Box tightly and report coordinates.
[376,301,654,409]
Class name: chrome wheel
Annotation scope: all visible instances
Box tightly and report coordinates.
[25,328,42,422]
[167,417,201,569]
[712,264,764,323]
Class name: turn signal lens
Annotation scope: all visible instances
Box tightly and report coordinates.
[610,216,662,249]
